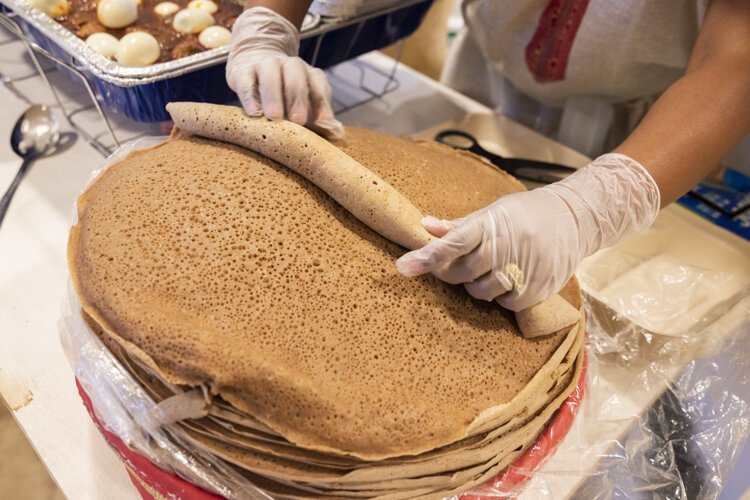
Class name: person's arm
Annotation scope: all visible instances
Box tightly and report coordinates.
[395,0,750,312]
[616,0,750,206]
[226,1,344,139]
[241,1,311,29]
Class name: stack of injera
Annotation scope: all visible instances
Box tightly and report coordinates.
[68,103,585,499]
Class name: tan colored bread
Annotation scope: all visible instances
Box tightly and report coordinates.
[166,102,433,250]
[101,315,582,500]
[70,123,589,498]
[69,130,582,460]
[166,102,578,339]
[179,345,582,494]
[92,304,581,472]
[179,339,579,479]
[516,293,582,338]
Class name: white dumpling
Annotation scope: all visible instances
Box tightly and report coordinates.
[172,8,214,34]
[115,31,161,67]
[86,32,120,58]
[153,1,179,16]
[187,0,217,14]
[96,0,138,29]
[198,25,231,49]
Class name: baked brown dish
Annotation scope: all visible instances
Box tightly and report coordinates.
[28,0,240,65]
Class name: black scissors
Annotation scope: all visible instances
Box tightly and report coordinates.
[434,130,577,184]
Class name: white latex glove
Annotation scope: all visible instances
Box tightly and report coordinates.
[396,153,661,311]
[226,7,344,140]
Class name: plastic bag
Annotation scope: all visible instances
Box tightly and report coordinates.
[499,292,750,500]
[60,139,750,499]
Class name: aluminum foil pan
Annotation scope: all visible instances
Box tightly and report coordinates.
[1,0,432,121]
[2,0,321,85]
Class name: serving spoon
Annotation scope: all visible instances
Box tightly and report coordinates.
[0,105,61,228]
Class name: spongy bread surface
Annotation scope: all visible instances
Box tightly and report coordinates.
[167,102,434,250]
[69,129,581,459]
[166,103,580,339]
[92,305,581,477]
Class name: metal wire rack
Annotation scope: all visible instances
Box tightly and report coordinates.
[0,8,403,157]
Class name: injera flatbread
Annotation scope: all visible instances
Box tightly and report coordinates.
[89,258,583,497]
[179,342,584,497]
[164,103,433,251]
[87,312,289,442]
[185,361,578,486]
[94,301,580,464]
[107,319,579,477]
[87,261,584,498]
[69,129,582,460]
[92,312,580,478]
[174,322,583,487]
[186,348,577,473]
[166,102,581,339]
[98,296,580,444]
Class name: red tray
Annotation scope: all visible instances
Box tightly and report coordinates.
[76,350,586,499]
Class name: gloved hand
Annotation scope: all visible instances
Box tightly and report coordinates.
[226,7,344,140]
[396,153,661,311]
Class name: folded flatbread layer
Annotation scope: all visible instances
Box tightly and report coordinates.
[102,311,580,475]
[180,339,584,497]
[167,102,582,339]
[89,308,580,483]
[86,311,289,441]
[101,303,579,451]
[69,130,582,460]
[93,304,580,466]
[99,322,581,500]
[185,343,578,474]
[185,360,578,488]
[180,319,583,486]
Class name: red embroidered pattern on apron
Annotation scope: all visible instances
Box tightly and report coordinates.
[525,0,590,83]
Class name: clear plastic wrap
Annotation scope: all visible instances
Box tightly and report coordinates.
[462,292,750,500]
[61,139,750,499]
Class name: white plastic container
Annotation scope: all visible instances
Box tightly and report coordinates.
[578,204,750,337]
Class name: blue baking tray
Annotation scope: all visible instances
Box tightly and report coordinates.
[6,0,433,122]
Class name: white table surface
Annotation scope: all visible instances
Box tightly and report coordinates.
[1,32,748,499]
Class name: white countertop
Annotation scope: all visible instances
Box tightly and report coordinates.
[1,26,748,499]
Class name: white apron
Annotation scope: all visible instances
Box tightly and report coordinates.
[442,0,709,156]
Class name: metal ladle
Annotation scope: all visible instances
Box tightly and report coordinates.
[1,105,62,228]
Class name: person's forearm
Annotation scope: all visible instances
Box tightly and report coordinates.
[615,60,750,207]
[615,0,750,208]
[242,0,312,29]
